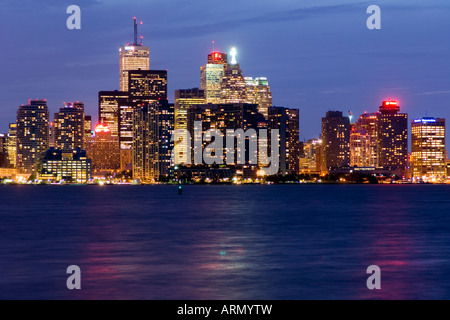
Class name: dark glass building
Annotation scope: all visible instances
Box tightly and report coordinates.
[321,111,351,172]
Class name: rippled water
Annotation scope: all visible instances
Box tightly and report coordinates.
[1,185,450,300]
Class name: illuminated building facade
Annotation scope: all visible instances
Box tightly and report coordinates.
[133,101,174,182]
[187,103,266,176]
[0,134,7,167]
[174,88,205,164]
[411,117,446,180]
[245,77,272,119]
[350,128,372,168]
[377,101,408,174]
[300,139,323,173]
[220,63,247,104]
[16,100,50,174]
[128,70,168,104]
[6,123,17,168]
[85,124,121,174]
[84,115,92,140]
[268,107,300,175]
[321,111,351,171]
[98,91,129,137]
[119,18,150,92]
[54,102,85,151]
[201,52,227,104]
[40,148,92,183]
[353,112,379,167]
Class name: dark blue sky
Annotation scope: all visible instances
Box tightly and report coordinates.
[1,0,449,143]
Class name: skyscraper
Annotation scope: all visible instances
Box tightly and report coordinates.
[85,124,121,175]
[119,18,150,92]
[321,111,351,171]
[221,63,247,104]
[6,123,17,168]
[411,117,446,181]
[174,88,205,164]
[133,101,174,182]
[245,77,273,119]
[201,51,227,104]
[98,91,129,137]
[352,112,379,167]
[128,70,168,104]
[377,100,408,174]
[16,100,50,174]
[84,115,92,140]
[53,102,85,151]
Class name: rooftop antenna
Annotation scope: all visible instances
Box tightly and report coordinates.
[212,41,215,52]
[134,17,138,45]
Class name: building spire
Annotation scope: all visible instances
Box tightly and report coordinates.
[134,17,138,46]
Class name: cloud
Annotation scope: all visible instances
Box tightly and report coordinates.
[416,90,450,96]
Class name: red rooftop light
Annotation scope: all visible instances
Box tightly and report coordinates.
[95,123,111,133]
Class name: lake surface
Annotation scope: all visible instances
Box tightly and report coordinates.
[1,185,450,300]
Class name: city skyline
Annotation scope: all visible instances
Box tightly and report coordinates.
[1,0,450,147]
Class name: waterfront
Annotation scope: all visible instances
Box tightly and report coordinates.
[1,185,450,300]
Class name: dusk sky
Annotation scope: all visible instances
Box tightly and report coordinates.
[1,0,449,144]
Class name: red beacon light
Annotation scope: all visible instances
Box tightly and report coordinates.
[95,123,111,134]
[383,100,399,107]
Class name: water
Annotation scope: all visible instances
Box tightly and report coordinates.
[1,185,450,300]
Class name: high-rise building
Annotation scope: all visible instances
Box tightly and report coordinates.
[377,100,408,174]
[187,103,266,175]
[118,101,135,170]
[119,18,150,92]
[321,111,351,171]
[245,77,272,119]
[411,117,446,180]
[133,101,174,182]
[353,112,379,167]
[0,134,7,168]
[201,51,228,104]
[300,139,323,173]
[84,115,92,140]
[350,127,372,168]
[6,123,17,168]
[16,100,50,174]
[174,88,206,164]
[268,107,300,175]
[85,124,121,174]
[53,102,85,151]
[221,63,247,104]
[39,148,92,183]
[98,91,129,137]
[128,70,168,104]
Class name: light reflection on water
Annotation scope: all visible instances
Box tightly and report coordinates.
[1,185,450,300]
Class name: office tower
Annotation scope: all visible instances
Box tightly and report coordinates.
[221,63,247,104]
[377,100,408,174]
[53,102,85,151]
[350,127,372,168]
[268,107,300,175]
[245,77,273,119]
[128,70,168,104]
[6,123,17,168]
[133,101,174,182]
[84,115,92,139]
[16,100,50,174]
[174,88,206,164]
[85,124,121,174]
[118,102,135,170]
[39,148,92,183]
[411,117,446,180]
[0,134,7,167]
[201,51,227,104]
[300,139,323,173]
[119,18,150,91]
[98,91,129,137]
[321,111,351,171]
[353,112,379,167]
[187,103,266,174]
